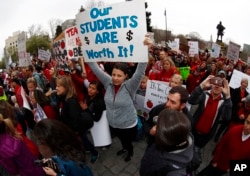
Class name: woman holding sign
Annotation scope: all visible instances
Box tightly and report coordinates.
[86,36,152,162]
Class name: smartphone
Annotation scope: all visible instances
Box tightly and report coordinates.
[210,77,223,87]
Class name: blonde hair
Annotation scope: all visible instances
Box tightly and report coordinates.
[163,57,176,69]
[27,77,38,87]
[0,114,21,139]
[171,74,183,85]
[56,75,77,101]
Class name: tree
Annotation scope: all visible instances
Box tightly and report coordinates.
[48,19,63,39]
[27,24,49,38]
[54,25,63,39]
[26,35,51,56]
[145,2,152,32]
[85,0,105,8]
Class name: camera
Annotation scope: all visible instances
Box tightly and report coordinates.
[210,77,223,87]
[34,159,47,167]
[34,159,60,172]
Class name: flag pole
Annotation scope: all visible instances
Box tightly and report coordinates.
[164,9,167,42]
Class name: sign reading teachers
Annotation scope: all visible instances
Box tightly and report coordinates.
[76,0,147,62]
[65,26,83,59]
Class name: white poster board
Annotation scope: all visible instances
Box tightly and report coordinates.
[65,26,83,59]
[226,41,241,62]
[38,49,51,62]
[90,111,112,147]
[211,42,221,58]
[134,94,150,119]
[18,33,29,67]
[76,0,148,62]
[229,69,250,93]
[188,41,199,57]
[144,80,171,110]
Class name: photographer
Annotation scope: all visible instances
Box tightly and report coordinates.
[188,75,232,148]
[33,119,93,176]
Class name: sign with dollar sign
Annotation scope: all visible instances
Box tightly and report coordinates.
[76,0,148,62]
[126,30,133,41]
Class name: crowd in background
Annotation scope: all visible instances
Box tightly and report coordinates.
[0,40,250,175]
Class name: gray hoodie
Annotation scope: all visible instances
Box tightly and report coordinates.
[87,62,147,128]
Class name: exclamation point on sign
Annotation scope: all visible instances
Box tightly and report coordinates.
[130,45,134,56]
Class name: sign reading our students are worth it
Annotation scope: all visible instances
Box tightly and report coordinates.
[76,0,148,62]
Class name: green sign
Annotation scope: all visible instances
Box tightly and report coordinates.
[178,67,190,80]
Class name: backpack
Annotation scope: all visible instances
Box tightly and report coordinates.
[38,73,50,91]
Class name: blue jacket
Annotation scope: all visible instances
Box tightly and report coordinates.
[87,62,147,128]
[52,156,93,176]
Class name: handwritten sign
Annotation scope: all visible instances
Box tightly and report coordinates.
[76,0,148,62]
[144,80,171,110]
[65,26,83,59]
[188,41,199,57]
[38,49,51,62]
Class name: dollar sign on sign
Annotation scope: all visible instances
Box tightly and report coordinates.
[126,30,133,41]
[84,37,90,45]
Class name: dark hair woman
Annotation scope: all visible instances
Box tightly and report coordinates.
[140,109,194,176]
[33,119,93,176]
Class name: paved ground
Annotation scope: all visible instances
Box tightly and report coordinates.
[85,133,218,176]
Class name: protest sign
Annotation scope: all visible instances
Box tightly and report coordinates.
[178,67,190,80]
[18,32,29,67]
[52,32,67,60]
[38,49,51,62]
[188,41,199,57]
[229,69,250,93]
[64,26,83,59]
[144,80,171,110]
[76,0,148,62]
[211,42,221,58]
[21,86,31,111]
[134,94,150,119]
[226,41,241,63]
[34,103,48,122]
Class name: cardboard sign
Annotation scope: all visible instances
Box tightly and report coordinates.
[76,0,148,62]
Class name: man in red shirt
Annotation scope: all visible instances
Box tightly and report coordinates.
[197,114,250,175]
[188,75,232,148]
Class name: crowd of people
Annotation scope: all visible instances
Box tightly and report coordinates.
[0,35,250,176]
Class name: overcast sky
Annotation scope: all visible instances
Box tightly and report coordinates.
[0,0,249,58]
